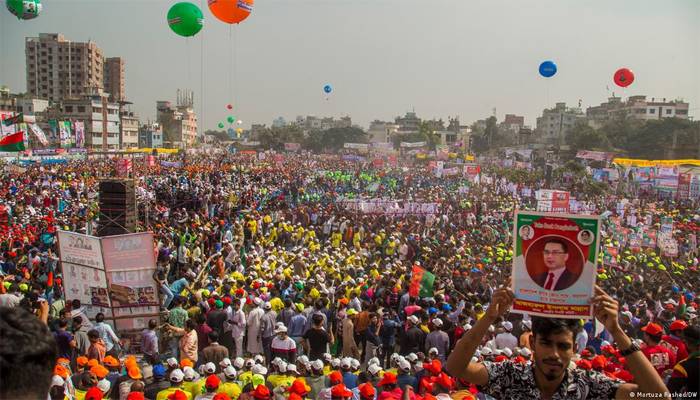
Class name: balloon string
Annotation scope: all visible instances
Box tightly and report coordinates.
[200,0,205,135]
[229,25,233,105]
[186,37,192,85]
[234,24,238,110]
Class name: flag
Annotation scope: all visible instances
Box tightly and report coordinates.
[409,265,435,298]
[0,132,26,152]
[679,294,686,316]
[2,113,23,126]
[30,124,49,146]
[240,246,247,268]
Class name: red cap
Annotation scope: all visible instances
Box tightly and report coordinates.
[213,394,232,400]
[670,320,688,331]
[614,369,634,383]
[358,383,375,399]
[85,387,104,400]
[253,385,271,399]
[494,355,508,363]
[223,297,232,305]
[328,371,343,385]
[423,359,442,374]
[126,393,146,400]
[435,372,454,390]
[331,384,353,398]
[580,349,592,358]
[288,394,303,400]
[592,355,607,370]
[641,322,664,336]
[378,372,397,387]
[601,345,615,354]
[167,390,189,400]
[576,359,592,370]
[287,379,310,395]
[206,374,221,389]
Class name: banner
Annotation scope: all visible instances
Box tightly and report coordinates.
[436,145,449,161]
[160,161,183,168]
[576,150,611,161]
[59,121,73,148]
[536,190,570,213]
[57,231,112,320]
[74,121,85,148]
[340,199,438,215]
[116,158,133,176]
[441,167,460,176]
[511,211,600,319]
[614,158,700,167]
[677,173,691,200]
[145,155,156,167]
[284,142,301,151]
[400,141,426,148]
[29,124,49,146]
[505,148,533,159]
[343,143,369,151]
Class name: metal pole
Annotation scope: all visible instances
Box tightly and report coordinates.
[102,95,108,151]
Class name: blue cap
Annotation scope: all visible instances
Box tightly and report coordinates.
[442,304,453,311]
[428,307,438,314]
[153,364,166,378]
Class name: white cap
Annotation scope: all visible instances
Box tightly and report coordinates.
[481,348,493,356]
[351,359,360,369]
[406,353,418,362]
[170,369,185,383]
[271,358,283,367]
[368,357,381,366]
[224,366,237,378]
[519,348,532,357]
[278,362,288,373]
[254,355,265,364]
[311,360,324,371]
[429,347,439,355]
[432,318,443,328]
[204,362,216,374]
[398,359,411,372]
[252,364,267,375]
[407,315,419,324]
[470,357,479,364]
[220,358,232,368]
[51,375,65,387]
[254,297,263,306]
[183,366,196,381]
[463,323,473,330]
[340,358,352,369]
[502,321,513,331]
[390,353,400,362]
[287,364,298,374]
[522,320,532,330]
[97,379,111,394]
[297,355,309,364]
[234,357,245,369]
[368,364,383,375]
[323,353,332,362]
[264,302,272,310]
[488,325,495,333]
[166,357,178,368]
[331,358,341,368]
[502,348,513,357]
[275,325,288,334]
[244,359,255,368]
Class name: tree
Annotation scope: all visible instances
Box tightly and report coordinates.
[566,121,611,153]
[304,127,367,152]
[255,125,304,150]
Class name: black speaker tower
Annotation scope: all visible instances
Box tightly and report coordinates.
[97,179,136,237]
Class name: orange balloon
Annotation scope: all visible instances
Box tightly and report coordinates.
[209,0,253,24]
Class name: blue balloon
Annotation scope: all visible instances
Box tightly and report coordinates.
[323,84,332,94]
[539,61,557,78]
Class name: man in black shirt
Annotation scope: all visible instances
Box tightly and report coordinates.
[400,315,425,355]
[667,325,699,398]
[303,313,333,361]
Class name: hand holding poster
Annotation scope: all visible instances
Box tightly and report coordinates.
[511,211,600,319]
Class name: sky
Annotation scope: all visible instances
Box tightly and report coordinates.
[1,0,699,132]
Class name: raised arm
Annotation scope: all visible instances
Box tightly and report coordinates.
[446,286,514,386]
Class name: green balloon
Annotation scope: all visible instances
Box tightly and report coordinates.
[218,122,225,129]
[227,116,235,124]
[167,2,203,37]
[6,0,42,20]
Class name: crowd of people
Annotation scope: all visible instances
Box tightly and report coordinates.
[0,152,698,400]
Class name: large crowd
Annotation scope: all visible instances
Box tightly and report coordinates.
[0,152,698,400]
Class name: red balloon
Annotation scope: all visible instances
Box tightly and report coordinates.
[209,0,253,24]
[227,104,233,110]
[614,68,634,88]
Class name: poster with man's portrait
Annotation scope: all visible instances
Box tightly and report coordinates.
[511,211,600,319]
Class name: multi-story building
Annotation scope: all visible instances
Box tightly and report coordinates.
[120,109,139,149]
[139,123,163,148]
[157,91,198,148]
[535,102,585,147]
[0,87,17,112]
[56,94,120,149]
[15,97,49,115]
[367,120,400,143]
[395,111,421,133]
[586,96,690,128]
[104,57,125,102]
[25,33,104,102]
[293,115,352,131]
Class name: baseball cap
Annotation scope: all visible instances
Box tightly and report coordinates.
[166,357,178,368]
[432,318,443,328]
[502,321,513,331]
[670,320,688,331]
[368,364,383,376]
[204,362,217,374]
[641,322,664,337]
[329,371,343,385]
[153,364,167,378]
[331,384,353,398]
[223,366,237,378]
[378,372,397,387]
[358,383,376,399]
[311,360,324,371]
[220,358,232,369]
[407,315,419,324]
[206,374,221,389]
[97,379,111,394]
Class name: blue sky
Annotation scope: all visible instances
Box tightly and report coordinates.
[1,0,698,131]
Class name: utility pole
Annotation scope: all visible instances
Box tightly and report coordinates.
[101,94,108,151]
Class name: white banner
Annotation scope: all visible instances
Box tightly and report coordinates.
[340,199,438,215]
[344,143,369,150]
[400,141,426,148]
[30,124,49,146]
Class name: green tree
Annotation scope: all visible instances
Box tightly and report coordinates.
[256,125,304,150]
[566,121,611,153]
[304,127,367,152]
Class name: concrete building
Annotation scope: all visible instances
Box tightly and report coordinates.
[586,96,690,128]
[104,57,125,102]
[25,33,104,102]
[0,87,17,112]
[395,111,421,133]
[500,114,525,134]
[15,97,49,115]
[293,115,352,131]
[120,108,139,149]
[57,95,120,149]
[156,91,198,148]
[367,120,400,143]
[535,102,585,147]
[139,123,163,148]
